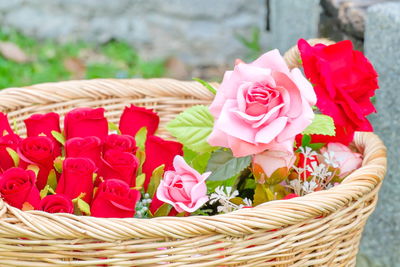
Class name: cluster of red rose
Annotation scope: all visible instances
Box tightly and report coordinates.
[0,105,183,218]
[298,39,378,145]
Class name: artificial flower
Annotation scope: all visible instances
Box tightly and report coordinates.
[298,39,378,144]
[208,49,316,157]
[64,107,108,141]
[91,179,141,218]
[156,155,210,213]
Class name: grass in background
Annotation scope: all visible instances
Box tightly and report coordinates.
[0,29,166,89]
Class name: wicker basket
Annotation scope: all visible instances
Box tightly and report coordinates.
[0,40,387,266]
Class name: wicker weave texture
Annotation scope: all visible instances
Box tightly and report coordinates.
[0,39,387,266]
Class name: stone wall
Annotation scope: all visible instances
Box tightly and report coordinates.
[0,0,267,68]
[319,0,392,51]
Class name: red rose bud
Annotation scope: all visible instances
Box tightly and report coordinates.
[56,158,96,204]
[0,112,13,136]
[0,134,21,172]
[99,150,139,187]
[40,194,73,214]
[298,39,378,145]
[142,135,183,189]
[119,105,159,137]
[103,134,136,154]
[91,179,141,218]
[65,136,102,166]
[0,168,41,209]
[64,107,108,141]
[24,112,61,157]
[18,136,55,190]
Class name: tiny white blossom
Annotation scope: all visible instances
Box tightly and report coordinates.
[302,181,318,193]
[243,198,252,207]
[323,151,340,168]
[299,146,318,158]
[209,186,242,213]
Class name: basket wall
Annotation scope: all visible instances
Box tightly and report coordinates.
[0,40,387,266]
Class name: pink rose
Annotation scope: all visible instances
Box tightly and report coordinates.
[320,143,362,177]
[208,50,316,157]
[253,150,295,177]
[156,155,210,213]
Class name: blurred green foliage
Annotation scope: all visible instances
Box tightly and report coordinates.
[0,29,165,89]
[235,27,263,61]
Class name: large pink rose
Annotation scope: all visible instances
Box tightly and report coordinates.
[156,155,210,213]
[208,50,316,157]
[320,143,362,177]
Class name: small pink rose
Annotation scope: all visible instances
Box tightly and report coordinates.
[156,156,210,213]
[253,150,295,177]
[321,143,362,176]
[208,50,316,157]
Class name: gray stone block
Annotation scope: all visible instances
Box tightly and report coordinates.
[0,0,268,67]
[361,2,400,267]
[270,0,320,52]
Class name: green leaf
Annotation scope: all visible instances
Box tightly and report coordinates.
[108,122,121,134]
[135,173,146,189]
[253,184,274,206]
[47,169,58,190]
[166,105,216,154]
[308,143,326,150]
[301,134,311,147]
[51,131,66,145]
[206,174,238,194]
[92,173,98,183]
[135,150,146,175]
[77,198,91,215]
[147,164,165,198]
[191,152,211,174]
[39,185,56,199]
[193,78,217,94]
[6,147,19,167]
[153,203,172,217]
[12,119,18,135]
[27,165,39,177]
[53,156,64,173]
[135,127,147,151]
[183,146,197,163]
[206,149,251,181]
[302,114,335,136]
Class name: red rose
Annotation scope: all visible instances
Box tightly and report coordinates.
[91,179,141,218]
[142,135,183,189]
[64,108,108,141]
[297,153,319,179]
[99,150,139,187]
[0,168,41,209]
[56,158,96,204]
[18,136,55,190]
[24,112,61,157]
[65,136,102,166]
[103,134,136,154]
[283,193,299,200]
[0,134,21,173]
[298,39,378,144]
[40,194,74,214]
[0,112,13,136]
[119,105,159,136]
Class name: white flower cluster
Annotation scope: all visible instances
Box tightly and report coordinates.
[287,147,340,196]
[209,186,252,213]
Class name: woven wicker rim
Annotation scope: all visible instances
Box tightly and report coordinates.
[0,39,387,241]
